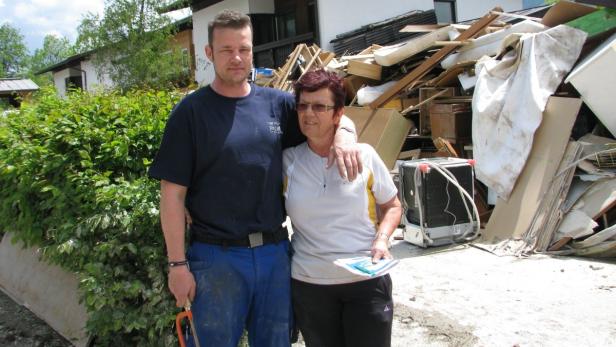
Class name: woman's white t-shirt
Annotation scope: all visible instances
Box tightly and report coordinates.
[283,142,397,285]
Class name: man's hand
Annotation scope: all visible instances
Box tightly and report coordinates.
[168,266,196,307]
[371,238,392,264]
[327,122,363,182]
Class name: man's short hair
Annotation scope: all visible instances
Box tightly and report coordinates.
[208,9,253,46]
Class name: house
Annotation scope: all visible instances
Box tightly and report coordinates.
[168,0,545,86]
[0,78,39,108]
[37,17,195,97]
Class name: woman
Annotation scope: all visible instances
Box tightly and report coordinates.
[283,69,402,347]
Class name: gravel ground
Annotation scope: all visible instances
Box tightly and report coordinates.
[0,289,71,347]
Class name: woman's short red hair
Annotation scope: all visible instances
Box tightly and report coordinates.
[293,69,346,111]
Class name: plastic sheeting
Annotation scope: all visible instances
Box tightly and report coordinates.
[472,25,587,200]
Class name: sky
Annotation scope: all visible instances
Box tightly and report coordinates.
[0,0,190,54]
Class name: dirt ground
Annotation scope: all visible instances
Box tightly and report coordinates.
[387,240,616,347]
[0,289,70,347]
[2,238,615,347]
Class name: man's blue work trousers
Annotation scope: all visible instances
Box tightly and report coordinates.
[186,240,292,347]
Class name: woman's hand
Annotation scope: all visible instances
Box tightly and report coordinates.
[371,237,392,264]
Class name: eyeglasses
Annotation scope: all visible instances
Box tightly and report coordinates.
[297,102,335,113]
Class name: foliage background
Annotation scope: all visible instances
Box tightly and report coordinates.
[0,87,182,345]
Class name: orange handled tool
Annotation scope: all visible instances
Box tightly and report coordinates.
[176,299,202,347]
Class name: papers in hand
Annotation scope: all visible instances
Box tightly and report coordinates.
[334,256,399,277]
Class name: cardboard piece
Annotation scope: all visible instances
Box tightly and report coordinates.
[345,106,413,169]
[541,1,596,27]
[482,97,582,243]
[570,178,616,219]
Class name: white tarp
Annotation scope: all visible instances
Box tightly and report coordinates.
[472,25,587,200]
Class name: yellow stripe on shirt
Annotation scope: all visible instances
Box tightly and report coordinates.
[365,172,377,227]
[283,176,288,195]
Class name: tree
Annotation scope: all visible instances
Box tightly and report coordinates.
[76,0,188,91]
[0,23,28,78]
[29,35,76,86]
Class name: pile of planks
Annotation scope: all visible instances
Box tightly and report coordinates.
[262,3,616,258]
[266,43,335,92]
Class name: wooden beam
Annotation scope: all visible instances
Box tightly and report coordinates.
[400,24,448,32]
[369,9,501,109]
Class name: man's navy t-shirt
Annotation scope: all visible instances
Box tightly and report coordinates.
[148,85,304,239]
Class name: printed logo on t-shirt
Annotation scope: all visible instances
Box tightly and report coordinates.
[267,121,283,135]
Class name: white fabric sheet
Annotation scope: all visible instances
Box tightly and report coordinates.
[472,25,587,200]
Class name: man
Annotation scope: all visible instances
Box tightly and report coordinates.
[149,9,361,347]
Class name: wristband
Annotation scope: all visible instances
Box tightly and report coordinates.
[168,260,189,268]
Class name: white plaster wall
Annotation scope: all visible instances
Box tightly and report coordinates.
[248,0,274,13]
[193,0,251,86]
[52,69,71,98]
[456,0,524,22]
[317,0,434,52]
[80,57,114,92]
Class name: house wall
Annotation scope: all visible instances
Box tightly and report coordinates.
[316,0,434,52]
[249,0,274,13]
[172,29,197,75]
[80,57,114,91]
[52,69,71,98]
[193,0,251,85]
[455,0,524,22]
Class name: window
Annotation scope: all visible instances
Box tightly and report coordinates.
[65,76,83,91]
[434,0,457,24]
[181,48,190,73]
[276,12,296,40]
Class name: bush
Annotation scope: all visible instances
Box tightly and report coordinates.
[0,87,182,345]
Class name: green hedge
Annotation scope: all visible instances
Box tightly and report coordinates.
[0,87,182,345]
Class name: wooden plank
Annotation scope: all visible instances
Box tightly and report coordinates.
[298,47,322,79]
[369,9,500,109]
[400,24,448,32]
[374,26,451,67]
[573,240,616,257]
[571,224,616,249]
[340,54,375,61]
[401,88,450,115]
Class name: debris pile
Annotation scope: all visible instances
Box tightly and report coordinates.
[261,1,616,258]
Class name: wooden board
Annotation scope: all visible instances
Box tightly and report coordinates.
[369,9,500,109]
[374,26,452,67]
[347,60,382,80]
[418,87,456,135]
[482,97,582,243]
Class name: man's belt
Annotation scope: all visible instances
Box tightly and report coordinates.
[190,226,288,248]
